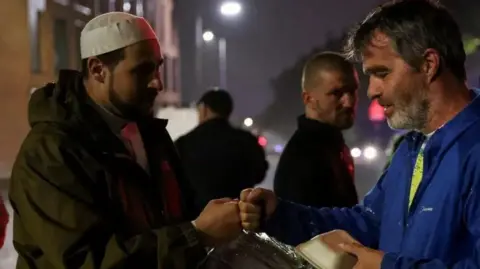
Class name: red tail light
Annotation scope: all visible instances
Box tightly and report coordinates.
[258,136,267,147]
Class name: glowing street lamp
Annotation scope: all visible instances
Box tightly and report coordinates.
[196,1,243,90]
[363,146,378,160]
[220,1,242,17]
[351,147,362,158]
[243,117,253,127]
[202,30,215,42]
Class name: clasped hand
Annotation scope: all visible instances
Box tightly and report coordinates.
[193,187,384,269]
[192,188,277,247]
[236,188,385,269]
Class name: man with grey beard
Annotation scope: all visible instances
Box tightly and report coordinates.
[238,0,480,268]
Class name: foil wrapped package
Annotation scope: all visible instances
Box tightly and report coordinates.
[200,231,315,269]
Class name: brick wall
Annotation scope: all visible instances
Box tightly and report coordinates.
[0,0,182,177]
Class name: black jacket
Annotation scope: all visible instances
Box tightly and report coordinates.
[273,115,358,208]
[175,118,268,213]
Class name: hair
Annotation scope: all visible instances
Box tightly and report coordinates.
[344,0,466,81]
[197,89,234,118]
[81,48,126,78]
[301,51,355,90]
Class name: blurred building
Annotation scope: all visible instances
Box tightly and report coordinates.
[0,0,181,178]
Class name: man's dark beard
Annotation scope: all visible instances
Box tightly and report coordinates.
[106,75,157,121]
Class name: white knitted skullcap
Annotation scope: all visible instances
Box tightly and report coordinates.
[80,12,158,59]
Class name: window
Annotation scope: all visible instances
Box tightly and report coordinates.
[74,0,92,16]
[122,0,132,13]
[172,58,178,92]
[28,0,46,73]
[162,56,169,90]
[136,0,144,17]
[54,19,69,72]
[99,0,110,14]
[53,0,69,6]
[30,12,42,73]
[143,0,156,25]
[108,0,116,12]
[75,0,92,7]
[74,21,83,70]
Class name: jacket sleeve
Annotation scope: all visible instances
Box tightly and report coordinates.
[0,194,8,248]
[10,134,206,269]
[265,172,386,247]
[380,145,480,269]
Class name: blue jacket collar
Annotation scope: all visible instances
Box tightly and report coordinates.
[405,89,480,157]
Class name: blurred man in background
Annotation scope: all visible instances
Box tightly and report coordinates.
[10,12,241,269]
[273,52,358,208]
[176,89,268,214]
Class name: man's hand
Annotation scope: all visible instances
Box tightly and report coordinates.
[339,242,384,269]
[238,188,278,231]
[194,198,242,247]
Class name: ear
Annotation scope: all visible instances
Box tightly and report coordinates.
[197,103,205,118]
[87,57,108,83]
[301,90,310,106]
[422,48,440,82]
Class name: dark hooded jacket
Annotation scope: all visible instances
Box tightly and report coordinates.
[9,70,206,269]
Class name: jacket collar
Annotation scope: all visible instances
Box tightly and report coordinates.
[297,114,344,141]
[405,90,480,158]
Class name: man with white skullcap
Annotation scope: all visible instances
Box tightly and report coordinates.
[10,12,242,269]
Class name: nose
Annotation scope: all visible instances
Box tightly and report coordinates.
[148,75,164,92]
[342,92,357,108]
[367,76,383,100]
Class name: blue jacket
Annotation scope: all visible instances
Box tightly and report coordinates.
[266,90,480,268]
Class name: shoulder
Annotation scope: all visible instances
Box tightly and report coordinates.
[235,128,258,142]
[14,123,93,179]
[174,129,195,147]
[21,123,81,157]
[11,124,97,203]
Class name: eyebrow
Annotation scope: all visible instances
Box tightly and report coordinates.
[363,65,390,75]
[133,58,164,70]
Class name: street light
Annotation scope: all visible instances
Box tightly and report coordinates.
[220,1,242,17]
[195,1,243,92]
[363,146,378,160]
[123,2,131,12]
[243,117,253,127]
[202,30,215,42]
[351,147,362,158]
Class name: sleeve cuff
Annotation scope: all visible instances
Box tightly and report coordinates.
[264,198,287,234]
[381,252,398,269]
[178,221,201,248]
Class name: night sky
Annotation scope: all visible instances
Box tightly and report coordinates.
[175,0,385,118]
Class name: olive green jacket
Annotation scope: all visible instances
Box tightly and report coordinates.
[10,70,206,268]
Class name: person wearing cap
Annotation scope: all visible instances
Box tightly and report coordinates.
[9,12,242,269]
[175,89,268,214]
